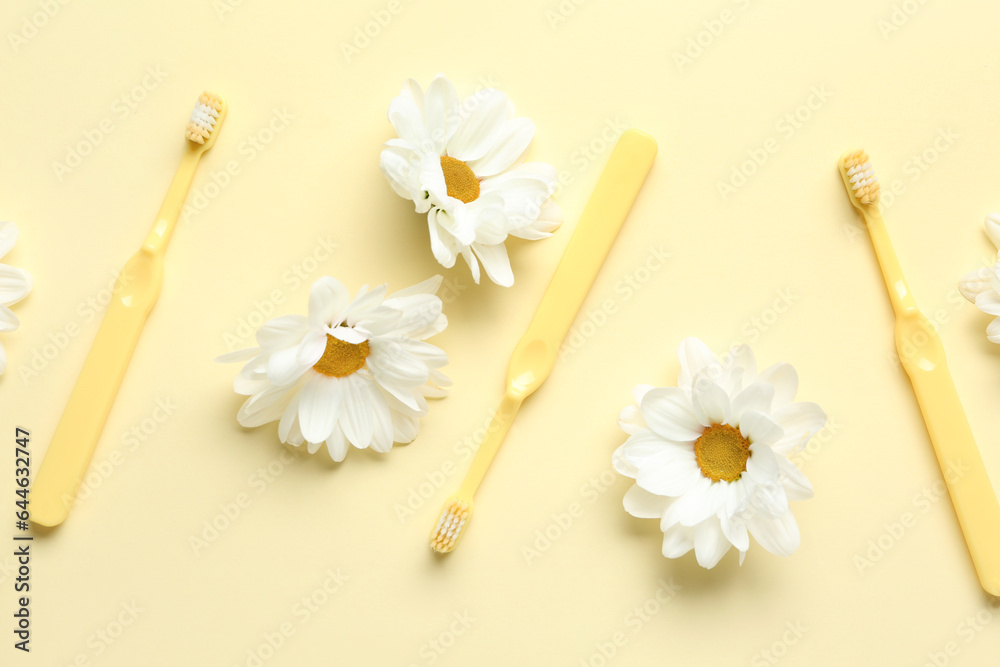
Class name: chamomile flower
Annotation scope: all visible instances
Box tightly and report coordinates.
[958,214,1000,343]
[613,338,826,568]
[379,74,562,287]
[0,222,32,375]
[219,275,450,462]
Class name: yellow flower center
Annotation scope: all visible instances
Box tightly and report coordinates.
[312,334,370,377]
[440,155,480,203]
[694,423,751,483]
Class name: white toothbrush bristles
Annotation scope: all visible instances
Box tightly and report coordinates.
[843,149,880,205]
[430,499,470,554]
[185,92,223,144]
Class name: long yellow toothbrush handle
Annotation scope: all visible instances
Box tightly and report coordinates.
[506,129,658,396]
[896,313,1000,596]
[30,250,163,527]
[458,395,521,497]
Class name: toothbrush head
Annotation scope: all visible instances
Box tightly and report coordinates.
[430,497,473,554]
[185,91,227,149]
[839,149,880,208]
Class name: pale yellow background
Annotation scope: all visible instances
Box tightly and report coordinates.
[3,0,1000,664]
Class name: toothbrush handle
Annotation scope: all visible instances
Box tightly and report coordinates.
[507,130,657,395]
[899,318,1000,596]
[30,250,162,527]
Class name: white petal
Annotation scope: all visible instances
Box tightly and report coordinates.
[461,247,481,284]
[677,338,722,393]
[720,515,750,552]
[662,477,717,528]
[267,345,309,387]
[295,329,328,367]
[278,393,301,442]
[661,524,695,559]
[739,410,784,446]
[757,363,798,410]
[690,377,730,426]
[379,145,422,201]
[0,305,20,332]
[989,318,1000,343]
[747,510,801,557]
[325,426,350,462]
[746,442,781,485]
[633,384,655,404]
[367,338,430,388]
[776,456,814,501]
[422,75,459,153]
[257,314,310,349]
[726,344,757,382]
[387,275,443,300]
[467,117,535,177]
[770,402,826,454]
[623,485,669,519]
[298,375,343,444]
[975,290,1000,316]
[471,243,514,287]
[339,374,374,448]
[620,432,694,470]
[343,284,388,324]
[640,387,704,442]
[612,443,638,478]
[387,93,428,149]
[986,213,1000,248]
[368,383,395,453]
[959,265,995,303]
[0,265,31,306]
[508,200,562,240]
[392,413,420,443]
[427,211,459,268]
[617,404,646,434]
[446,89,509,162]
[308,277,351,327]
[693,518,732,568]
[636,456,701,496]
[729,381,774,425]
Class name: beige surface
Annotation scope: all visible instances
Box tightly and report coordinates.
[3,0,1000,664]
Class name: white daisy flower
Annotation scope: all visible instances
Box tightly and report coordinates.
[0,222,32,375]
[959,214,1000,343]
[613,338,827,568]
[379,74,562,287]
[219,275,450,462]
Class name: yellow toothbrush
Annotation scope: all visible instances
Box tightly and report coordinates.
[31,92,228,527]
[430,130,657,553]
[839,149,1000,595]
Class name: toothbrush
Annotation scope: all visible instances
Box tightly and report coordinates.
[839,149,1000,596]
[30,92,228,527]
[430,129,657,553]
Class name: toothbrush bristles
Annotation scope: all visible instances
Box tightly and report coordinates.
[185,92,223,144]
[843,149,880,205]
[430,499,470,554]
